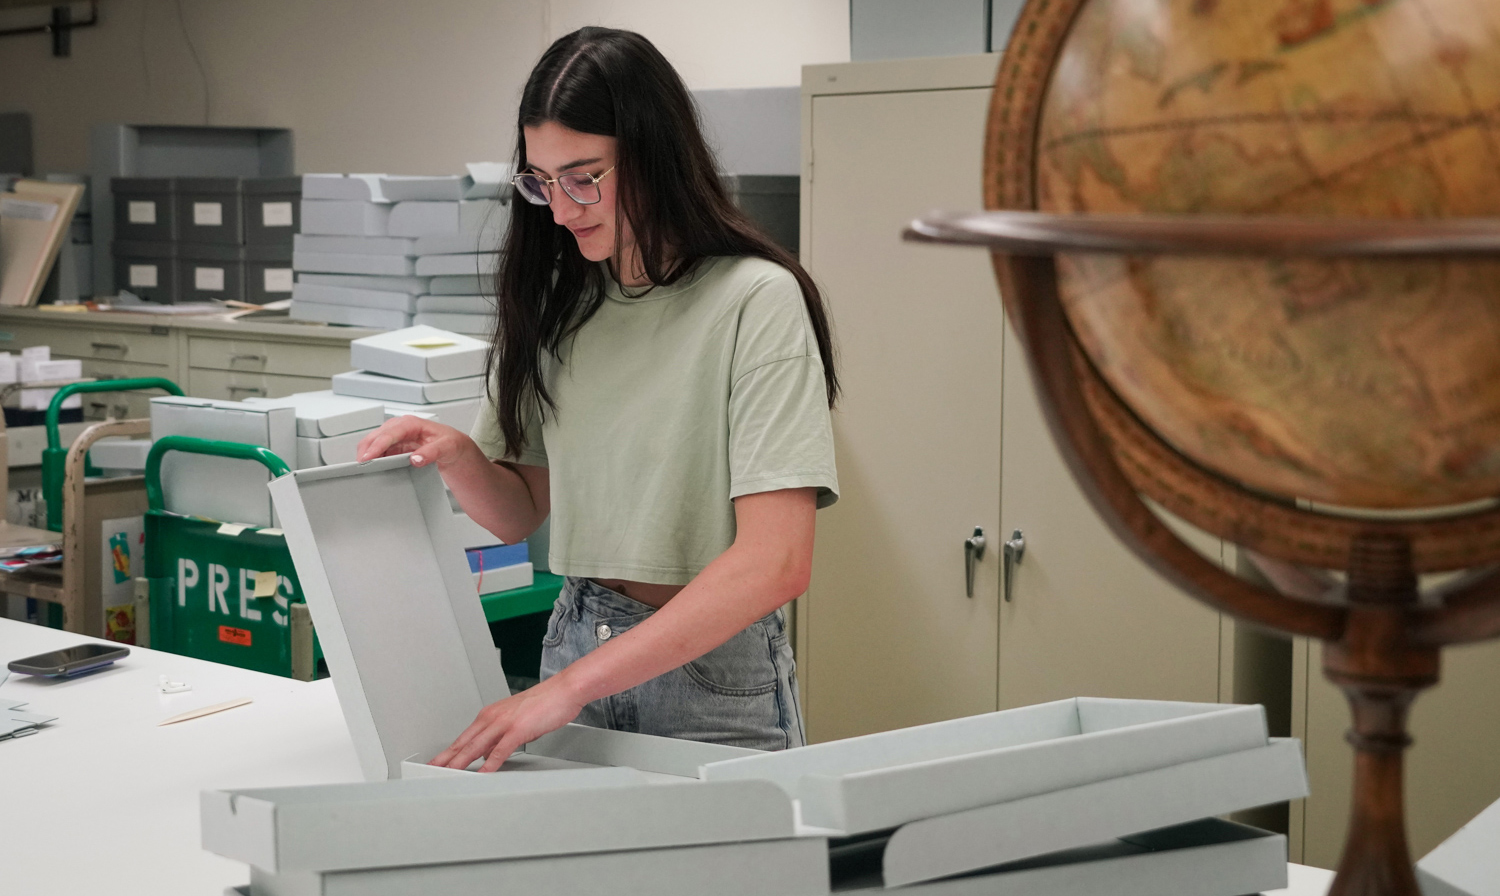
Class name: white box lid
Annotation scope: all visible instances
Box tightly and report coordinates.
[268,455,507,781]
[244,391,387,438]
[1418,796,1500,896]
[349,325,488,383]
[332,369,484,404]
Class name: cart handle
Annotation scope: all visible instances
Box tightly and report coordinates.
[145,435,292,514]
[46,377,184,450]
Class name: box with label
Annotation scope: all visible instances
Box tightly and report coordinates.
[290,302,411,331]
[176,243,245,304]
[243,390,386,438]
[111,177,176,243]
[349,325,488,383]
[173,177,244,246]
[242,176,301,249]
[112,240,179,304]
[333,370,484,404]
[149,396,296,527]
[300,200,391,237]
[244,245,294,306]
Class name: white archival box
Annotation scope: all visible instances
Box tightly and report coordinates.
[382,396,481,430]
[290,282,418,313]
[413,311,493,336]
[290,302,412,331]
[332,370,484,404]
[267,455,759,782]
[298,272,430,293]
[414,252,497,277]
[88,436,152,472]
[149,397,296,527]
[293,234,416,256]
[294,430,370,469]
[299,199,391,236]
[349,324,488,382]
[301,174,388,202]
[291,249,416,276]
[426,274,487,294]
[243,391,386,438]
[1417,796,1500,896]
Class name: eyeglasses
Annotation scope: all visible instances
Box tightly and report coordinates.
[511,166,615,206]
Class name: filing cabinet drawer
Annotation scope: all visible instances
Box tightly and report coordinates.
[64,357,178,421]
[187,368,333,402]
[0,322,173,364]
[188,337,350,378]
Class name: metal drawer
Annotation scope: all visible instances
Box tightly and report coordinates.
[188,337,350,378]
[0,322,173,364]
[187,367,332,402]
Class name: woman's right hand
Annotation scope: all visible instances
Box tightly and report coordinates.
[355,415,479,471]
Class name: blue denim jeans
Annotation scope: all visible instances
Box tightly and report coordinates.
[539,576,806,751]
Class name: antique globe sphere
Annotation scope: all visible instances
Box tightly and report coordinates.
[1007,0,1500,509]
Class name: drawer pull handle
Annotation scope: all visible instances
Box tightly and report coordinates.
[228,385,267,397]
[230,353,266,363]
[91,342,128,354]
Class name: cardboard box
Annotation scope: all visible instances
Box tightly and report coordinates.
[173,177,244,246]
[88,437,153,472]
[149,397,296,527]
[244,244,294,306]
[382,396,481,430]
[289,301,412,331]
[113,240,179,303]
[427,274,486,294]
[302,174,388,202]
[177,243,245,304]
[349,325,487,383]
[242,176,300,250]
[111,177,176,243]
[293,233,417,256]
[413,311,494,335]
[415,294,492,314]
[1417,796,1500,896]
[243,390,387,437]
[834,818,1286,896]
[292,249,416,276]
[292,282,418,313]
[300,200,391,237]
[296,429,373,469]
[332,370,484,404]
[414,252,497,277]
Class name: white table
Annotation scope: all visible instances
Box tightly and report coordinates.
[0,618,1336,896]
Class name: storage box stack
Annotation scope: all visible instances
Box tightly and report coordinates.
[0,346,83,427]
[324,325,487,431]
[110,176,299,305]
[291,164,508,332]
[241,392,387,471]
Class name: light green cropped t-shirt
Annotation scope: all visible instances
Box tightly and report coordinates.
[470,255,839,586]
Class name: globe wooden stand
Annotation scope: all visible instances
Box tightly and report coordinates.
[906,211,1500,896]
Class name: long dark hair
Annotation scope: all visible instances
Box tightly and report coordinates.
[486,26,839,458]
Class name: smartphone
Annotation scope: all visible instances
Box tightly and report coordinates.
[8,643,129,677]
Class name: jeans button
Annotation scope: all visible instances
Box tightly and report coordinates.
[596,622,612,641]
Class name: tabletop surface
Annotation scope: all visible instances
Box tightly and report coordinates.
[0,617,1336,896]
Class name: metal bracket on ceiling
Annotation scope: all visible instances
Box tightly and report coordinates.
[0,2,100,58]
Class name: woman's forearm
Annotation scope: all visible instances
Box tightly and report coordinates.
[439,444,547,545]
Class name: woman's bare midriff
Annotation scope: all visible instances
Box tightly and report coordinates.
[591,578,684,609]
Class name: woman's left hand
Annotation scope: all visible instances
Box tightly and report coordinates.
[430,676,587,772]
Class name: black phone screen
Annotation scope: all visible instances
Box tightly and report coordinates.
[8,643,130,675]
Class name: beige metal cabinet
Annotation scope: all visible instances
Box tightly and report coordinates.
[798,54,1229,744]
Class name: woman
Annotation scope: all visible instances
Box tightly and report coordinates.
[357,26,839,772]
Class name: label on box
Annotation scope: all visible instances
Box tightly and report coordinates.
[218,625,252,647]
[193,201,223,227]
[0,198,58,222]
[128,264,159,288]
[261,201,294,227]
[127,200,157,224]
[263,268,294,293]
[195,266,226,291]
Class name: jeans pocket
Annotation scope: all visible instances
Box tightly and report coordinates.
[683,622,778,696]
[541,601,567,648]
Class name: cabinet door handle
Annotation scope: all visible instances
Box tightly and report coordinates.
[964,526,986,598]
[1003,529,1026,602]
[228,384,266,397]
[230,353,266,364]
[90,341,128,354]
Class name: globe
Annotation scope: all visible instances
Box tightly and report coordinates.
[1020,0,1500,510]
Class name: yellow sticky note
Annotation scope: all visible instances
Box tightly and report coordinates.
[253,569,278,598]
[217,523,249,536]
[404,337,456,350]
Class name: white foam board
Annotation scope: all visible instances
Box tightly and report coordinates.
[290,301,412,331]
[382,396,480,430]
[705,698,1270,834]
[879,738,1307,887]
[88,436,152,471]
[297,272,430,293]
[291,282,418,313]
[427,274,486,294]
[415,294,492,314]
[836,818,1286,896]
[150,397,296,527]
[413,311,493,335]
[268,456,509,781]
[242,391,387,438]
[1418,796,1500,896]
[292,250,416,276]
[414,252,496,277]
[333,370,484,404]
[201,770,795,874]
[300,200,391,236]
[293,234,416,256]
[295,429,373,469]
[302,174,388,202]
[349,325,488,382]
[247,835,828,896]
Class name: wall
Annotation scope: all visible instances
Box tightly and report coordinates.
[0,0,849,176]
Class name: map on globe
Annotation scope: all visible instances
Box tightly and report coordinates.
[1032,0,1500,508]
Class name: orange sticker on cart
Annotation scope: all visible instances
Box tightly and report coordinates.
[218,626,252,647]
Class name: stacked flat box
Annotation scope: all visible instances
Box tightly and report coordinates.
[413,312,494,336]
